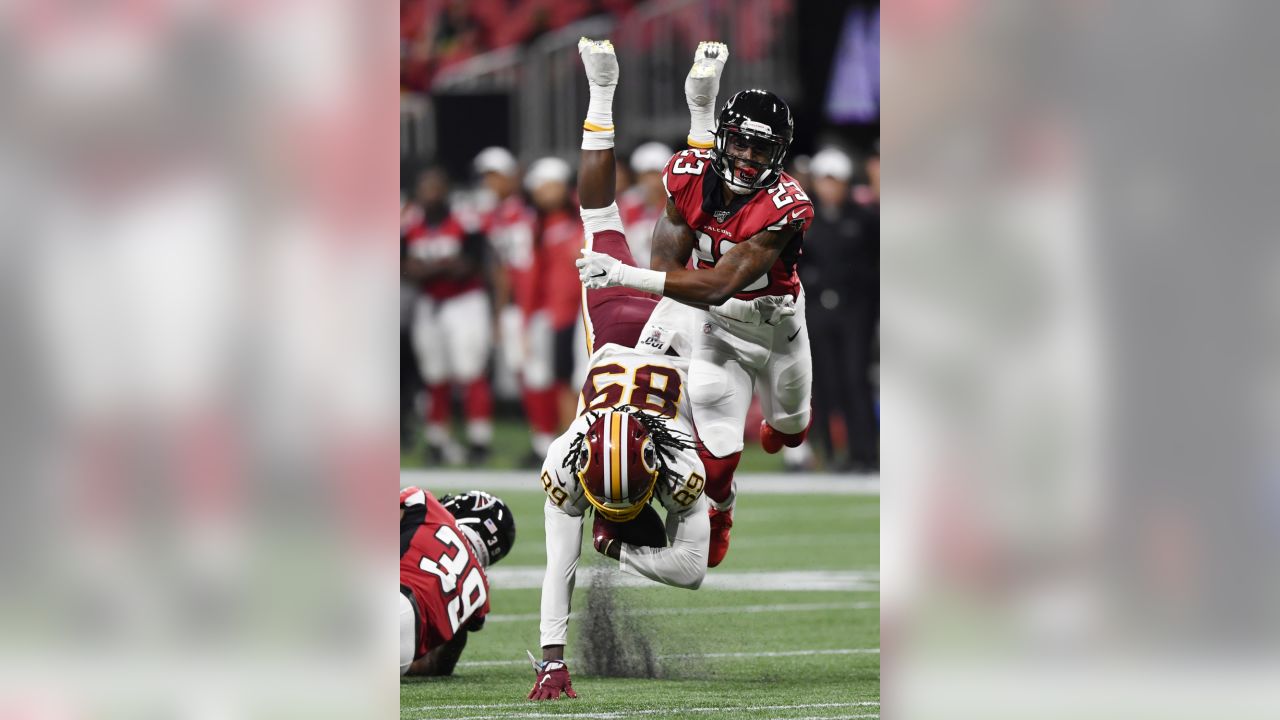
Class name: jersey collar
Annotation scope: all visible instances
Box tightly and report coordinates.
[700,169,757,223]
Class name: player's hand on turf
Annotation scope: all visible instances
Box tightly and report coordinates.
[528,659,578,700]
[577,249,622,289]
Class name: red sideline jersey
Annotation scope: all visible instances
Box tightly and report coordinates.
[484,195,542,316]
[662,148,814,300]
[404,212,485,301]
[400,487,491,660]
[537,208,585,330]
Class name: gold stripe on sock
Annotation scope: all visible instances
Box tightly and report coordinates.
[584,121,615,132]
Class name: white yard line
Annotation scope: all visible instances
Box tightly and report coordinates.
[457,648,880,668]
[407,701,880,720]
[486,600,879,623]
[402,470,879,496]
[485,567,879,592]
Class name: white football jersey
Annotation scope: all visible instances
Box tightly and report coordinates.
[539,344,706,518]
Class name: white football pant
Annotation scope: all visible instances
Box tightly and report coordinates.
[412,288,493,385]
[498,306,554,391]
[690,289,813,457]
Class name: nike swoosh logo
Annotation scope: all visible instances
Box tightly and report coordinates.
[787,328,801,342]
[791,208,807,220]
[590,271,607,278]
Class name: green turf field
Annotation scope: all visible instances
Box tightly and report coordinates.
[401,476,880,720]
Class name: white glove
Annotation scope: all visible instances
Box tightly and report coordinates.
[757,295,797,326]
[713,297,761,324]
[576,248,623,289]
[712,295,796,326]
[577,249,668,294]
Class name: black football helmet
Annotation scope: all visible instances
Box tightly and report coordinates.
[440,490,516,566]
[712,89,795,192]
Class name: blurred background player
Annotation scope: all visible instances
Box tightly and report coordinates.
[403,167,496,465]
[400,487,515,676]
[578,44,815,568]
[800,147,879,471]
[618,141,675,269]
[473,147,559,465]
[525,157,585,429]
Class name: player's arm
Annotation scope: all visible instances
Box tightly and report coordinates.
[666,224,796,306]
[648,197,697,274]
[598,495,709,590]
[539,497,583,659]
[530,494,582,700]
[582,221,798,307]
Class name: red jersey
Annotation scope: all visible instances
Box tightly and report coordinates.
[484,195,541,316]
[661,148,814,300]
[404,212,484,301]
[537,208,585,330]
[400,488,491,659]
[619,190,663,269]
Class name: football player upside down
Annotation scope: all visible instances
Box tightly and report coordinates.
[529,37,789,702]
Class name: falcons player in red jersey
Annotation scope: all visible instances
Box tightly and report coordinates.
[578,42,813,568]
[473,147,560,465]
[400,486,515,676]
[403,167,496,465]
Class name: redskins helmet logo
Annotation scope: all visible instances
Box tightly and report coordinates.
[576,410,661,522]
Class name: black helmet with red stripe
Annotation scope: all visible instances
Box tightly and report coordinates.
[439,490,516,566]
[712,89,794,192]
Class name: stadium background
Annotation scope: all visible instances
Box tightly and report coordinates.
[400,0,880,474]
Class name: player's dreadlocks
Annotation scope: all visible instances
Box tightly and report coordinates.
[563,404,696,493]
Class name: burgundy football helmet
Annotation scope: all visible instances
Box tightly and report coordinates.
[574,410,661,522]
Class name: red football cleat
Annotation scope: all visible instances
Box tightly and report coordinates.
[707,507,734,568]
[760,420,809,454]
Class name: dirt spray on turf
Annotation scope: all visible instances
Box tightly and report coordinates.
[575,565,664,678]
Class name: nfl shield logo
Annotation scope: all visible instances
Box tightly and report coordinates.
[713,209,731,223]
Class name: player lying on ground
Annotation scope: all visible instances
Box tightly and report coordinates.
[528,38,784,701]
[400,487,515,676]
[577,41,816,568]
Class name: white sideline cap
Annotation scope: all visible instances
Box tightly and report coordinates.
[524,157,572,192]
[630,142,675,174]
[810,147,854,182]
[474,146,518,177]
